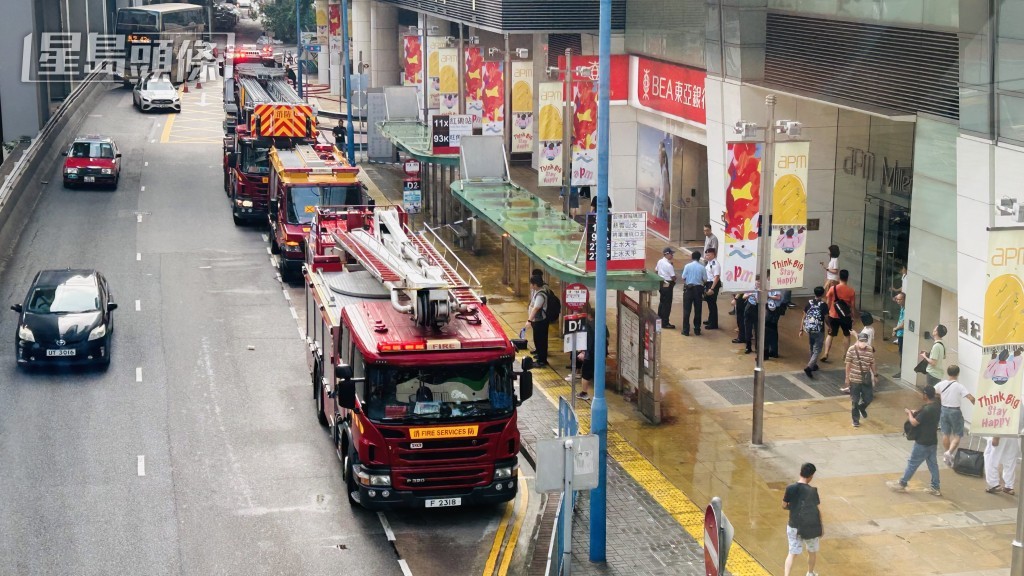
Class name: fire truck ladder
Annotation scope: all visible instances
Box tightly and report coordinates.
[331,207,482,328]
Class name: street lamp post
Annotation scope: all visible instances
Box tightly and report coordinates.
[296,0,303,98]
[734,96,800,446]
[340,0,355,162]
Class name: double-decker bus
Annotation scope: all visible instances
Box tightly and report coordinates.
[114,3,207,86]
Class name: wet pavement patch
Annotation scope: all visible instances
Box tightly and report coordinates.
[707,375,811,405]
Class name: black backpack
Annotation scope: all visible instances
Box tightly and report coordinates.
[543,288,561,322]
[831,285,851,319]
[793,485,823,539]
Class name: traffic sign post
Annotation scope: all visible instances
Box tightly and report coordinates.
[563,313,587,409]
[704,496,734,576]
[563,282,589,312]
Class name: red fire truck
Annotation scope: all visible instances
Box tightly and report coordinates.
[268,143,366,280]
[303,205,534,509]
[223,62,316,226]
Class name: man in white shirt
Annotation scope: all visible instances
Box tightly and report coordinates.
[656,247,677,329]
[936,365,976,467]
[703,247,722,329]
[702,224,718,264]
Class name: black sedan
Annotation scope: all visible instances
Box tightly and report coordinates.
[11,269,117,369]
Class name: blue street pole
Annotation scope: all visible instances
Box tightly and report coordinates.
[340,0,355,162]
[295,0,303,98]
[589,0,611,562]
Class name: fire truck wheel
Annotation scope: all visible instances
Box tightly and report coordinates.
[343,448,359,506]
[314,366,328,427]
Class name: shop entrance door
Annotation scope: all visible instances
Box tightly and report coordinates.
[859,195,910,335]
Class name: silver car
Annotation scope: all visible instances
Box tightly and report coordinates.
[133,73,181,113]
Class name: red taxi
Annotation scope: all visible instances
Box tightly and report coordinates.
[61,136,122,189]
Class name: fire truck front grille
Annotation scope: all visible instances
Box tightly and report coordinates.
[394,437,493,465]
[402,449,488,461]
[394,467,489,490]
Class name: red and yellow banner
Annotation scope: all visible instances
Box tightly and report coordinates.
[537,82,563,187]
[769,141,809,289]
[722,142,763,292]
[571,79,597,186]
[251,104,315,137]
[402,35,422,87]
[438,48,459,114]
[974,229,1024,436]
[426,36,447,111]
[482,61,504,136]
[464,46,484,128]
[511,60,533,153]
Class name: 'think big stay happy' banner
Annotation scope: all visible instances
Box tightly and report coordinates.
[769,141,809,290]
[974,229,1024,436]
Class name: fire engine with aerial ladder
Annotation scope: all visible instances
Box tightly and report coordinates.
[302,204,534,509]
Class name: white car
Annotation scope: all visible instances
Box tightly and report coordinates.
[133,73,181,113]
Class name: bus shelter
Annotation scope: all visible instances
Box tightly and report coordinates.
[452,136,665,424]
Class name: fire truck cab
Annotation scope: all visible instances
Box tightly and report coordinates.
[269,144,365,281]
[304,206,533,510]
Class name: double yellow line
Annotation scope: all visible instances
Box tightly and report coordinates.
[481,471,529,576]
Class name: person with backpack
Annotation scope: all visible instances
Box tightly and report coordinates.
[782,462,822,576]
[888,384,942,496]
[799,286,829,379]
[820,269,856,363]
[525,275,559,367]
[919,323,947,386]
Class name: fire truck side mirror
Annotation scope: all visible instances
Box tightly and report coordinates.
[511,338,528,352]
[518,371,533,403]
[335,363,354,380]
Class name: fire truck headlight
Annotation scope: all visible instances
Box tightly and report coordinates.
[355,466,391,487]
[283,240,302,252]
[494,462,518,480]
[234,199,253,208]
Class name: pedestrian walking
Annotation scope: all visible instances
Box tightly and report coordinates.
[820,269,856,363]
[782,462,822,576]
[703,247,721,330]
[525,275,552,367]
[919,324,947,386]
[888,384,942,496]
[765,285,784,358]
[936,365,976,467]
[857,312,875,348]
[332,118,347,148]
[844,332,876,427]
[702,224,718,264]
[820,244,840,291]
[680,251,708,336]
[799,286,829,379]
[892,292,906,378]
[656,247,677,329]
[984,436,1021,495]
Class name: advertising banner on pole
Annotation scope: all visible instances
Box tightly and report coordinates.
[402,35,422,87]
[328,4,341,55]
[769,141,809,289]
[438,48,459,114]
[722,142,763,292]
[481,61,504,136]
[464,46,484,129]
[511,60,534,153]
[537,82,564,187]
[316,0,328,45]
[973,229,1024,436]
[426,37,446,111]
[571,80,597,186]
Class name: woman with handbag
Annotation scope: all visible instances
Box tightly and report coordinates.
[844,332,877,428]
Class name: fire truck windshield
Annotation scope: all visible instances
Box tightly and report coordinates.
[287,185,363,225]
[364,362,515,423]
[242,146,269,174]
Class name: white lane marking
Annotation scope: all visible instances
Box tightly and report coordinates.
[199,266,212,269]
[261,233,269,242]
[289,307,298,320]
[136,367,143,382]
[135,300,141,312]
[137,214,143,223]
[137,455,145,476]
[265,246,271,255]
[378,512,396,542]
[144,161,149,167]
[398,559,413,576]
[136,253,141,261]
[282,290,291,301]
[150,139,155,143]
[141,186,145,192]
[297,327,305,340]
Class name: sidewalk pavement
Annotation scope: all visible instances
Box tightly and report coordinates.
[316,97,1016,576]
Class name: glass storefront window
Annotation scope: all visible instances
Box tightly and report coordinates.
[768,0,956,29]
[997,38,1024,92]
[998,93,1024,144]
